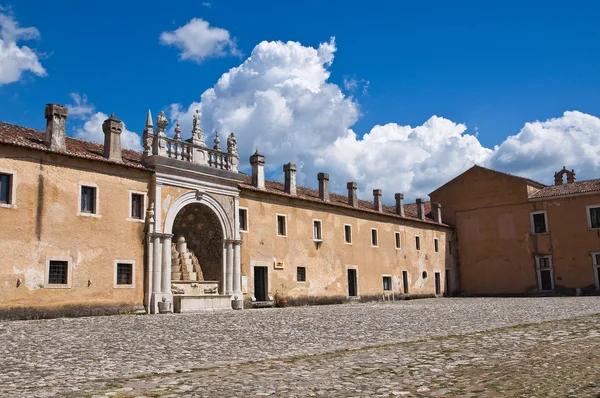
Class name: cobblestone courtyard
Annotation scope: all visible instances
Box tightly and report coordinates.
[1,297,599,397]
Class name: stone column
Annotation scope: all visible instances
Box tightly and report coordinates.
[222,241,227,294]
[226,240,234,295]
[233,240,242,297]
[161,234,173,293]
[152,234,162,294]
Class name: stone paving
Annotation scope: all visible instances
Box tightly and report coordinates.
[1,297,599,397]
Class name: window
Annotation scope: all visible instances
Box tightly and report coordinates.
[530,211,548,234]
[587,206,600,229]
[48,261,68,285]
[130,193,144,220]
[434,238,439,252]
[415,236,421,250]
[344,224,352,244]
[239,208,248,232]
[382,276,392,291]
[395,232,401,249]
[297,266,306,282]
[116,263,133,285]
[371,228,378,247]
[592,252,600,290]
[277,214,287,236]
[313,220,322,241]
[402,270,409,294]
[80,185,97,214]
[0,173,12,205]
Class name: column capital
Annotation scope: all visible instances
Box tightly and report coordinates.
[153,232,174,239]
[232,239,243,245]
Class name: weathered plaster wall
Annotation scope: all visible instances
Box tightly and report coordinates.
[239,191,454,301]
[0,146,150,313]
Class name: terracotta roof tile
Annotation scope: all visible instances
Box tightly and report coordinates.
[239,176,443,227]
[529,179,600,200]
[0,121,149,171]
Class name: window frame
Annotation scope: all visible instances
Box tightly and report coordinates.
[0,169,16,209]
[114,260,136,288]
[128,191,146,222]
[276,214,287,237]
[239,207,249,233]
[44,256,72,289]
[370,228,378,247]
[395,231,401,250]
[344,224,352,245]
[434,238,439,253]
[415,235,421,251]
[296,266,306,283]
[586,205,600,230]
[78,182,100,217]
[592,251,600,290]
[313,219,322,242]
[530,210,549,234]
[382,275,392,291]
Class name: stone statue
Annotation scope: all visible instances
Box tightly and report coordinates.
[191,109,206,147]
[156,111,168,136]
[227,132,238,155]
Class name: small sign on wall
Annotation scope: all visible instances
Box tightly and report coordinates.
[274,260,284,270]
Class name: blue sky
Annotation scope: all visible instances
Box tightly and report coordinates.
[1,1,600,200]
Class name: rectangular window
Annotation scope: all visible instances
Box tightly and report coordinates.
[81,186,96,213]
[116,263,133,285]
[131,193,144,220]
[434,238,439,252]
[344,224,352,244]
[415,236,421,250]
[593,252,600,290]
[313,220,322,241]
[402,270,409,294]
[531,211,548,234]
[239,208,248,232]
[395,232,401,249]
[0,173,12,204]
[382,276,392,291]
[297,266,306,282]
[587,206,600,229]
[371,228,378,247]
[48,261,68,285]
[277,214,287,236]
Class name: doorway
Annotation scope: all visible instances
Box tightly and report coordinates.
[347,269,357,297]
[402,270,409,294]
[254,266,268,301]
[535,255,554,292]
[435,272,441,295]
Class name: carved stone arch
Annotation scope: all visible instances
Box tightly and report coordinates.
[163,190,234,240]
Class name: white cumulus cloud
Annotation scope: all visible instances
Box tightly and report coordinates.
[159,18,239,63]
[0,11,46,85]
[66,93,95,120]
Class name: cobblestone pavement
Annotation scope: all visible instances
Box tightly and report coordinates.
[1,297,599,397]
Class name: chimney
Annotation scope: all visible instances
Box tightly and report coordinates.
[347,182,358,208]
[44,104,68,151]
[554,169,563,186]
[432,202,442,223]
[249,151,265,189]
[416,198,425,220]
[373,189,382,212]
[394,193,405,217]
[318,173,329,202]
[567,169,576,184]
[102,113,123,161]
[283,163,297,195]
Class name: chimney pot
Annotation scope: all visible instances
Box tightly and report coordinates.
[416,198,425,220]
[373,189,383,212]
[249,151,266,189]
[44,104,68,151]
[394,193,405,217]
[318,173,329,202]
[432,202,442,223]
[283,163,297,195]
[102,113,123,161]
[347,182,358,208]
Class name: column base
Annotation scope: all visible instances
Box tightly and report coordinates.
[151,293,173,314]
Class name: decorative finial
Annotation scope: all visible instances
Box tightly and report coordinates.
[145,109,153,128]
[227,132,238,155]
[213,131,221,151]
[174,120,182,140]
[156,111,168,136]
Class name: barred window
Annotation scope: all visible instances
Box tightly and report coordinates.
[116,263,133,285]
[297,266,306,282]
[48,261,68,285]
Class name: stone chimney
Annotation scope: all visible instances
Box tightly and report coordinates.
[373,189,382,212]
[394,193,405,217]
[347,182,358,208]
[432,202,442,224]
[318,173,329,202]
[283,163,297,195]
[250,151,265,189]
[102,113,123,161]
[44,104,68,151]
[416,198,425,220]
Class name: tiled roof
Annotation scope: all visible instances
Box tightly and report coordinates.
[0,121,149,171]
[529,179,600,200]
[240,177,445,227]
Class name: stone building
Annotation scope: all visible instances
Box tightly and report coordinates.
[430,165,600,295]
[0,104,454,318]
